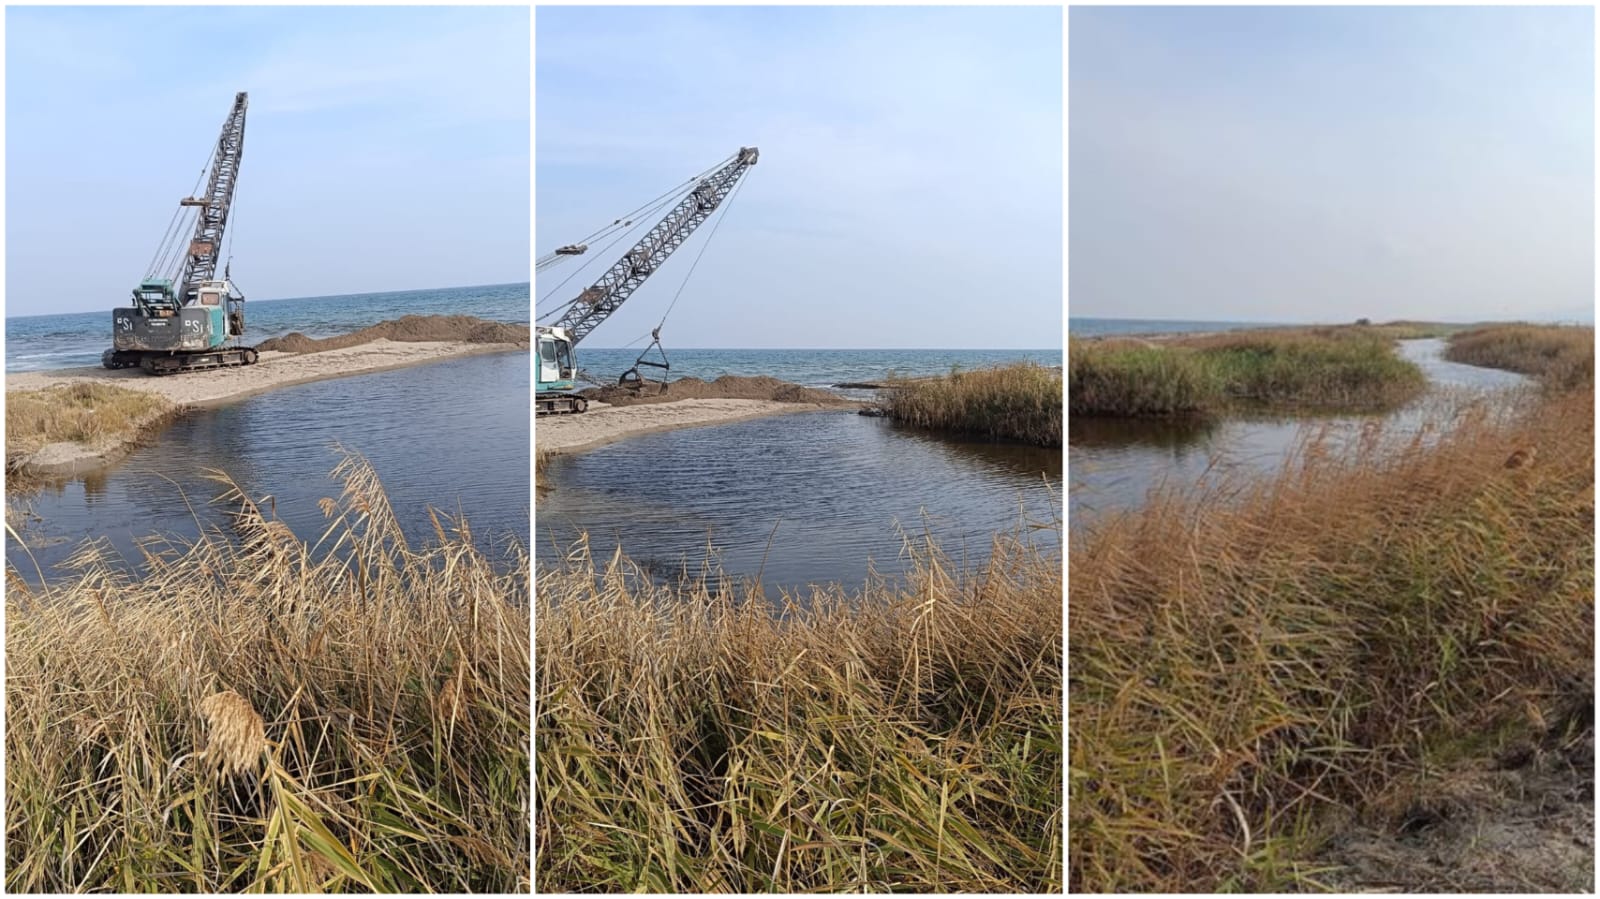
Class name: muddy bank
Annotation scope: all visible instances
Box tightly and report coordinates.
[537,398,841,454]
[580,374,848,408]
[7,337,525,484]
[6,404,185,487]
[1321,718,1594,891]
[257,314,529,353]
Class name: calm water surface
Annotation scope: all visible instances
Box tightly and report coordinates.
[1068,339,1532,524]
[10,353,530,579]
[537,410,1061,591]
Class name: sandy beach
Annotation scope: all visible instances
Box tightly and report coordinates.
[536,398,839,454]
[7,338,523,408]
[7,339,526,479]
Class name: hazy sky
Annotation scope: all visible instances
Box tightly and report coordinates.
[536,6,1062,349]
[1070,6,1594,324]
[5,6,529,316]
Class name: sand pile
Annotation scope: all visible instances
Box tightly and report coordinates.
[257,314,530,354]
[580,374,847,407]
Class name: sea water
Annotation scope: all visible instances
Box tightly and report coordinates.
[5,282,530,372]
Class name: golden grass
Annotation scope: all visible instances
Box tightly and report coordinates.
[1069,385,1594,891]
[883,362,1063,446]
[5,383,172,458]
[5,454,530,892]
[1070,328,1428,418]
[536,523,1063,891]
[1445,323,1595,391]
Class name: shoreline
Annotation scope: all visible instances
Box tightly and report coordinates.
[7,339,526,482]
[536,398,844,455]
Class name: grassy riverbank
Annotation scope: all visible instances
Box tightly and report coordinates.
[1445,323,1595,391]
[6,457,530,892]
[536,529,1063,892]
[6,383,174,471]
[1070,381,1594,890]
[1069,327,1427,417]
[884,362,1062,446]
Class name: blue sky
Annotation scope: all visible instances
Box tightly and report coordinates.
[536,6,1063,349]
[1070,6,1594,324]
[5,6,529,316]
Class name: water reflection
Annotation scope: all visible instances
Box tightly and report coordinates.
[1068,339,1532,524]
[9,353,530,580]
[538,410,1061,591]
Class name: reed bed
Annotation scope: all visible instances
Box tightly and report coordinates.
[1070,329,1427,418]
[535,525,1064,892]
[1069,385,1594,891]
[6,383,173,458]
[5,454,531,892]
[883,362,1062,446]
[1445,323,1595,391]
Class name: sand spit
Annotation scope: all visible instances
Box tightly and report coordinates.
[580,374,848,407]
[8,336,525,481]
[257,314,529,353]
[537,397,841,454]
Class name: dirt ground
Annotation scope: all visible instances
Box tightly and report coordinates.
[257,314,529,353]
[579,374,849,407]
[7,339,521,409]
[1320,716,1594,892]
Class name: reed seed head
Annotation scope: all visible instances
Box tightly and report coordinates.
[198,690,267,778]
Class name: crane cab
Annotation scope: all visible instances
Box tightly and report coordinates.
[538,326,576,393]
[536,326,586,414]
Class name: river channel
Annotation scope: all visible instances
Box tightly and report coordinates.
[8,352,531,581]
[1068,338,1532,525]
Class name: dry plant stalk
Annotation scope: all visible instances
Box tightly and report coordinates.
[5,452,530,893]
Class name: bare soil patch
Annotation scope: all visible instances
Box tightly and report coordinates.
[580,374,849,407]
[1321,708,1594,892]
[257,314,529,353]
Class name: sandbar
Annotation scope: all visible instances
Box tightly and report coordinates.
[536,398,840,454]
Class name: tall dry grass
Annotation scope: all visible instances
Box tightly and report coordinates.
[6,383,173,459]
[883,362,1062,446]
[1069,386,1594,891]
[1445,323,1595,391]
[536,525,1063,891]
[5,454,530,892]
[1070,328,1427,418]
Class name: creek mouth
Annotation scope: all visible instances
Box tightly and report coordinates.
[6,352,530,582]
[1068,338,1533,524]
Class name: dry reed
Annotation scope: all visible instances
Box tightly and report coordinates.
[1069,383,1594,891]
[5,453,530,892]
[883,362,1063,446]
[536,521,1063,891]
[6,383,173,459]
[1444,323,1595,391]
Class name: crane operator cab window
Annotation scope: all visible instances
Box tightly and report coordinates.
[539,337,561,383]
[199,291,221,307]
[556,340,574,379]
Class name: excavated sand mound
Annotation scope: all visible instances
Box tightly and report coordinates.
[580,374,848,407]
[257,314,529,354]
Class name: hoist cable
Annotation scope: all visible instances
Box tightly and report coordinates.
[567,152,732,247]
[655,167,751,332]
[533,153,732,282]
[534,185,689,316]
[147,139,218,281]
